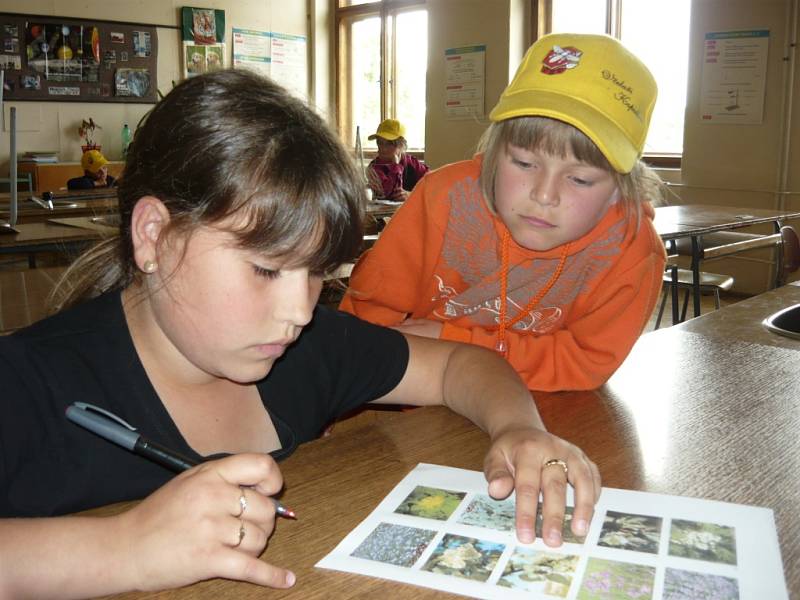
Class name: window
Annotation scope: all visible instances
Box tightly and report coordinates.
[335,0,427,151]
[537,0,691,162]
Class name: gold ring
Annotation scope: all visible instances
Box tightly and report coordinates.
[236,488,248,517]
[233,519,246,547]
[543,458,568,476]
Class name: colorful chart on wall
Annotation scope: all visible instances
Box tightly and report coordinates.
[318,463,787,599]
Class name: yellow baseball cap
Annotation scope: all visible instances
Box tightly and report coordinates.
[368,119,406,141]
[81,149,108,174]
[489,33,657,173]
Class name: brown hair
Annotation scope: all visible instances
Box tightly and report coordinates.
[477,117,664,228]
[50,69,365,312]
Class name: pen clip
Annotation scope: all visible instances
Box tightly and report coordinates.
[72,402,138,431]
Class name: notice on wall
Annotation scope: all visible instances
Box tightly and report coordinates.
[232,28,270,77]
[270,32,307,98]
[699,30,769,125]
[444,44,486,120]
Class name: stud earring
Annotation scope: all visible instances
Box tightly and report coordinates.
[143,260,158,273]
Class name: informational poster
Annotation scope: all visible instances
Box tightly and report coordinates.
[445,44,486,120]
[699,30,769,125]
[319,463,788,600]
[269,32,307,97]
[232,28,270,76]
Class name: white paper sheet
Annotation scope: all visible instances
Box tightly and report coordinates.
[317,463,787,599]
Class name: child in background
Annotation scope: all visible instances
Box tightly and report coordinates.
[0,69,600,597]
[367,118,429,201]
[341,33,667,391]
[67,148,117,190]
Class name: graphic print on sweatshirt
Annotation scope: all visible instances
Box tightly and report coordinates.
[433,177,623,333]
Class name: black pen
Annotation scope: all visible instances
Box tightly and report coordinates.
[66,402,296,518]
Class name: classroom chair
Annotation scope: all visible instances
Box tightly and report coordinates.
[654,266,734,329]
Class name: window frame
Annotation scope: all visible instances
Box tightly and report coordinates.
[530,0,681,169]
[334,0,427,152]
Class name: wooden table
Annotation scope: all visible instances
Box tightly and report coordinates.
[88,284,799,598]
[654,204,800,318]
[0,189,117,224]
[0,221,104,267]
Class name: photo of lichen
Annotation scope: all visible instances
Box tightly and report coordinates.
[421,533,504,582]
[457,494,515,531]
[394,486,466,521]
[350,522,437,567]
[668,519,737,565]
[498,548,579,597]
[597,510,662,554]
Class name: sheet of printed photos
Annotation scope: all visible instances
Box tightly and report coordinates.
[317,464,787,600]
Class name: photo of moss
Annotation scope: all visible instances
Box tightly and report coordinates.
[498,549,579,597]
[457,494,515,531]
[350,522,437,567]
[663,568,739,600]
[421,534,504,582]
[597,510,662,554]
[394,486,466,521]
[669,519,737,565]
[577,557,655,600]
[535,504,586,544]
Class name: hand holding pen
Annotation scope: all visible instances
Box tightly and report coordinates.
[66,403,298,589]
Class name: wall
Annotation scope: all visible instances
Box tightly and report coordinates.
[425,0,527,169]
[678,0,799,293]
[0,1,309,167]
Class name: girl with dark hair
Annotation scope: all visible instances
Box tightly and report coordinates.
[0,69,599,596]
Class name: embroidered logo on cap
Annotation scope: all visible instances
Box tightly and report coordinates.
[541,45,582,75]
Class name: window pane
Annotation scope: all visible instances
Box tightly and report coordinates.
[338,0,376,6]
[348,16,382,150]
[551,0,607,34]
[394,9,427,149]
[621,0,690,154]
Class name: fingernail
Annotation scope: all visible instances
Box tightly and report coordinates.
[574,519,588,535]
[518,529,534,544]
[546,530,562,546]
[286,571,296,586]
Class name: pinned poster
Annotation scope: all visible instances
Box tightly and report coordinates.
[181,7,225,45]
[270,32,307,98]
[445,45,486,120]
[699,30,769,125]
[232,28,270,77]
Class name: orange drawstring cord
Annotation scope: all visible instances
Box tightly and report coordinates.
[496,229,569,355]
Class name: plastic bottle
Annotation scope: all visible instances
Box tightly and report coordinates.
[121,123,132,158]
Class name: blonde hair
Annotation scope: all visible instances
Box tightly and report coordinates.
[477,117,665,230]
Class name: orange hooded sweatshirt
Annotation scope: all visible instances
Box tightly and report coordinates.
[340,157,666,391]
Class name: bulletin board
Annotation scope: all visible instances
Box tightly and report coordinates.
[0,13,158,103]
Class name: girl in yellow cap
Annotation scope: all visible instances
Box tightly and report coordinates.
[67,149,117,190]
[367,118,429,201]
[341,33,667,391]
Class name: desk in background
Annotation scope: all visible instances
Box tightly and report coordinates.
[0,189,118,225]
[0,221,105,268]
[18,161,125,193]
[87,283,800,598]
[654,204,800,318]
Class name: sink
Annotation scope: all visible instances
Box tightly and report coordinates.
[763,303,800,340]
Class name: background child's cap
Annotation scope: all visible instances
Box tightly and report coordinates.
[81,149,108,174]
[489,33,657,173]
[368,118,406,141]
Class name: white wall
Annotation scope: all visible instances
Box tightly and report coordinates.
[0,1,309,167]
[425,0,520,169]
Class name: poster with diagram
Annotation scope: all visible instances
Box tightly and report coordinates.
[699,30,769,125]
[318,463,787,599]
